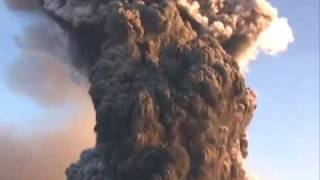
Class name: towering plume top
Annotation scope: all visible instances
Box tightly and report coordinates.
[178,0,294,70]
[39,0,292,180]
[42,0,293,72]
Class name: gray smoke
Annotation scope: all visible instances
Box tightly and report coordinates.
[2,0,293,180]
[41,0,259,180]
[5,21,86,105]
[1,1,95,180]
[4,0,39,11]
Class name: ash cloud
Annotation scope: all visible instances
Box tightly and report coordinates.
[4,0,88,105]
[5,21,87,106]
[41,0,261,179]
[1,1,95,180]
[4,0,39,11]
[3,0,293,180]
[181,0,295,71]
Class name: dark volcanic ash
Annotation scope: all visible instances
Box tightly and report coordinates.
[36,0,292,180]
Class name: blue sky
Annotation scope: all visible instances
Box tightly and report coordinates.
[246,0,319,179]
[0,0,318,180]
[0,3,44,126]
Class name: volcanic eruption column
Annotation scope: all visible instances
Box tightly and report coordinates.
[41,0,293,179]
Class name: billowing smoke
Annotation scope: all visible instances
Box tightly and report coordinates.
[3,0,293,179]
[40,0,293,180]
[177,0,294,71]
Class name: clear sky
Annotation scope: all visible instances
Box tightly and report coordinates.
[246,0,319,179]
[0,0,318,180]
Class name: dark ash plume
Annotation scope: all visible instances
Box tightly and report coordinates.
[3,0,293,179]
[41,0,261,180]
